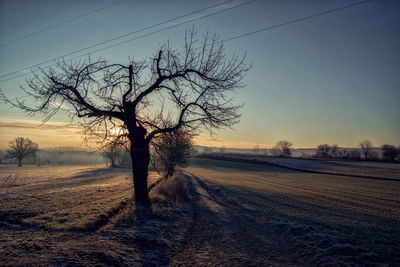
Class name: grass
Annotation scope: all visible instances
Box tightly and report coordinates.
[150,172,190,204]
[0,165,160,231]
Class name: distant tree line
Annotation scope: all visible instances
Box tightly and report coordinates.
[312,140,400,162]
[101,144,131,168]
[314,144,361,160]
[381,144,400,162]
[4,137,398,167]
[39,148,106,165]
[3,137,107,166]
[204,138,400,163]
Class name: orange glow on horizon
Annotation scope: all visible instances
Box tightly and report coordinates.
[0,117,318,150]
[0,118,85,149]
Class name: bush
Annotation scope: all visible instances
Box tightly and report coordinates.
[150,173,188,203]
[151,130,193,179]
[381,145,400,162]
[272,140,292,157]
[359,140,373,160]
[347,149,361,161]
[315,144,339,159]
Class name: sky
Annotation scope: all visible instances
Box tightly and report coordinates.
[0,0,399,149]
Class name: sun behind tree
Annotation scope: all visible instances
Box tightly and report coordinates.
[0,29,249,207]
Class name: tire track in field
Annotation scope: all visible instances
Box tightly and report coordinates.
[179,169,396,266]
[171,172,299,266]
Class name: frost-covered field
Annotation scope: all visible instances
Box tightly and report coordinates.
[1,160,399,266]
[184,158,400,265]
[202,154,400,180]
[0,165,162,230]
[0,165,162,265]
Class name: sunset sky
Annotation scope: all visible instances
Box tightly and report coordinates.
[0,0,399,149]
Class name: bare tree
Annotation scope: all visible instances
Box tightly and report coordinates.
[0,30,249,207]
[315,144,339,159]
[381,144,399,162]
[316,144,329,159]
[273,140,292,157]
[359,140,373,160]
[8,137,38,167]
[102,142,121,168]
[253,145,260,155]
[151,130,193,179]
[330,144,338,159]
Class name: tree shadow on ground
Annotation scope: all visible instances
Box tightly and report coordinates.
[183,174,399,266]
[133,207,171,266]
[189,157,295,173]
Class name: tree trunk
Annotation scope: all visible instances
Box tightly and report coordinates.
[110,157,115,168]
[129,129,151,208]
[18,158,22,167]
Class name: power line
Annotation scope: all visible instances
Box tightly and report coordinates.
[0,0,128,48]
[90,0,372,56]
[67,0,261,61]
[224,0,372,42]
[0,0,372,84]
[0,0,251,80]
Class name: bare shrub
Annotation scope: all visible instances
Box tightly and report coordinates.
[272,140,292,157]
[102,143,122,168]
[315,144,339,159]
[359,140,373,160]
[150,173,188,204]
[151,130,193,179]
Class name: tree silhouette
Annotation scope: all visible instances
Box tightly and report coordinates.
[273,140,292,157]
[0,30,249,207]
[8,137,38,167]
[253,145,260,155]
[381,144,399,162]
[315,144,338,159]
[102,142,121,168]
[151,130,193,179]
[359,140,373,160]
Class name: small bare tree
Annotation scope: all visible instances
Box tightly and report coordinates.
[8,137,38,167]
[102,142,121,168]
[359,140,373,160]
[151,130,193,179]
[253,145,260,155]
[0,29,249,207]
[273,140,292,157]
[315,144,339,159]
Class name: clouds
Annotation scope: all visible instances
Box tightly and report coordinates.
[0,118,84,149]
